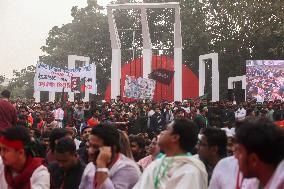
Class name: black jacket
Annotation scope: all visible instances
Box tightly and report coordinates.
[48,160,85,189]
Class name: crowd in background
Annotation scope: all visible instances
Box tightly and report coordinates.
[0,89,283,189]
[247,66,284,101]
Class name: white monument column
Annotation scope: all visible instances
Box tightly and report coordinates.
[49,92,55,102]
[34,91,40,103]
[174,5,183,102]
[211,53,219,101]
[199,53,219,102]
[107,2,182,101]
[107,8,122,99]
[141,7,152,78]
[228,75,246,101]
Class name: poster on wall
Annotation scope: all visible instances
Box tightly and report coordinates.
[246,60,284,101]
[34,63,97,94]
[124,76,156,100]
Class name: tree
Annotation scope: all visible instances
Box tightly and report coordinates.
[39,0,284,100]
[0,75,5,84]
[40,0,111,95]
[7,65,36,99]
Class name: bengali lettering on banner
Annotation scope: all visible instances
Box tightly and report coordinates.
[124,76,156,100]
[34,63,97,94]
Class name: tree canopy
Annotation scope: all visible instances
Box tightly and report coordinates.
[9,0,284,99]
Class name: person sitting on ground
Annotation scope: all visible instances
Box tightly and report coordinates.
[0,126,50,189]
[133,119,208,189]
[137,136,160,170]
[196,127,227,182]
[234,118,284,189]
[45,128,70,164]
[129,135,146,162]
[48,137,85,189]
[79,124,141,189]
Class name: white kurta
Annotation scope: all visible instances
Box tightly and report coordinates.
[0,157,50,189]
[208,156,259,189]
[53,108,64,128]
[133,155,208,189]
[264,159,284,189]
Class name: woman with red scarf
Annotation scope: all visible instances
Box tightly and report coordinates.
[0,126,50,189]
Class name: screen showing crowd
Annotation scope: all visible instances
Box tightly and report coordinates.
[246,60,284,101]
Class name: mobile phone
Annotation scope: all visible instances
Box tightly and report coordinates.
[93,147,115,166]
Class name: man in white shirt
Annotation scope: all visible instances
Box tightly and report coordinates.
[208,156,259,189]
[53,103,64,128]
[133,119,208,189]
[235,105,246,121]
[234,118,284,189]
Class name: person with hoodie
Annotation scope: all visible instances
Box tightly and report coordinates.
[133,119,207,189]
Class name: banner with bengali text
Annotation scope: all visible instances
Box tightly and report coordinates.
[34,63,97,94]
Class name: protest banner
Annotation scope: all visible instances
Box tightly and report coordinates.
[34,63,97,94]
[124,76,156,100]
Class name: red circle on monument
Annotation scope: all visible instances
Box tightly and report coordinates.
[105,55,199,102]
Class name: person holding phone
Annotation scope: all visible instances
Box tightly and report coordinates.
[79,124,141,189]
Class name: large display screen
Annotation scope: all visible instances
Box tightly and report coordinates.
[246,60,284,101]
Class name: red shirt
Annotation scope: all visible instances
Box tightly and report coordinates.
[87,118,100,127]
[0,99,17,131]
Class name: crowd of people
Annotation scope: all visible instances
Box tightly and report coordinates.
[247,66,284,102]
[0,89,283,189]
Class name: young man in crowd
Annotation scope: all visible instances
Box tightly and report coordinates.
[196,127,227,182]
[0,126,50,189]
[46,128,70,164]
[79,124,141,189]
[17,105,30,127]
[53,103,64,128]
[234,118,284,189]
[137,136,160,170]
[48,137,85,189]
[150,106,164,134]
[129,135,146,162]
[134,119,208,189]
[0,89,17,131]
[235,103,246,121]
[194,104,209,133]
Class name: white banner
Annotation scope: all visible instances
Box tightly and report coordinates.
[34,63,97,94]
[124,76,156,100]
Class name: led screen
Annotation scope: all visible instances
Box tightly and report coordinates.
[246,60,284,101]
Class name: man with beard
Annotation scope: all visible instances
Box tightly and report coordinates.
[79,124,140,189]
[235,118,284,189]
[196,127,227,182]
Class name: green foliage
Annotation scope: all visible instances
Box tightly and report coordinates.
[32,0,284,99]
[7,65,36,99]
[0,75,5,84]
[40,0,111,95]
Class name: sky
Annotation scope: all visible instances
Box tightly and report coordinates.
[0,0,112,79]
